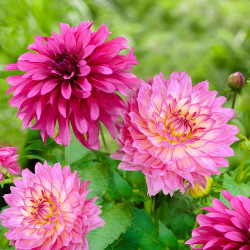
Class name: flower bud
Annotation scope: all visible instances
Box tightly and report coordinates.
[189,177,213,199]
[227,72,245,92]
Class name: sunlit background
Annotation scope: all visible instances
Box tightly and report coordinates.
[0,0,249,150]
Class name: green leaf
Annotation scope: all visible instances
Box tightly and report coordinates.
[110,171,133,200]
[125,171,146,188]
[65,133,90,164]
[220,174,250,206]
[159,221,178,249]
[71,161,110,200]
[87,202,133,250]
[170,213,195,239]
[122,208,164,250]
[165,192,198,224]
[105,237,138,250]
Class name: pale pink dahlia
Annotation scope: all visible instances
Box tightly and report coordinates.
[0,161,105,250]
[0,147,21,181]
[186,190,250,249]
[6,21,140,149]
[112,72,239,195]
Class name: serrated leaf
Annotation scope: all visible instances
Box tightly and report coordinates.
[105,237,137,250]
[71,161,110,200]
[170,213,195,238]
[110,171,133,199]
[87,202,133,250]
[122,208,164,250]
[159,221,178,249]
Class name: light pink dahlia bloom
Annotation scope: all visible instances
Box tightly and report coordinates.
[0,161,105,250]
[0,147,21,181]
[6,21,140,149]
[186,190,250,249]
[112,72,239,195]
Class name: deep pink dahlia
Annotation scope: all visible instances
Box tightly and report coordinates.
[6,21,140,149]
[111,72,239,195]
[186,190,250,250]
[0,161,105,250]
[0,147,21,181]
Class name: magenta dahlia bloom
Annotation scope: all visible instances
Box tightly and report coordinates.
[0,147,21,181]
[6,21,140,149]
[112,72,239,195]
[186,190,250,249]
[0,161,105,249]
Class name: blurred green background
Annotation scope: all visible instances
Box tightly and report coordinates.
[0,0,249,149]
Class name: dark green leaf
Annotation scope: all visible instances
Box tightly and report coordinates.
[170,213,195,238]
[122,208,164,250]
[71,161,110,200]
[159,221,178,249]
[87,202,133,250]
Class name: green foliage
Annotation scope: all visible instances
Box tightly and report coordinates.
[65,134,90,164]
[159,221,178,250]
[115,208,164,250]
[220,173,250,207]
[0,0,249,249]
[87,202,133,250]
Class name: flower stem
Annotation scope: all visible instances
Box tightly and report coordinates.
[99,122,108,152]
[235,150,248,183]
[61,145,66,166]
[231,92,237,109]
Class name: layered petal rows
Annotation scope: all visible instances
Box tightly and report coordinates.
[112,72,239,195]
[0,161,105,250]
[0,147,21,181]
[6,21,140,149]
[186,191,250,249]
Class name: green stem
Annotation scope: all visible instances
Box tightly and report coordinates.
[235,151,248,183]
[61,145,66,166]
[99,122,108,152]
[231,92,237,109]
[2,178,14,185]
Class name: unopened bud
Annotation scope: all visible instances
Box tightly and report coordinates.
[189,177,213,199]
[227,72,245,92]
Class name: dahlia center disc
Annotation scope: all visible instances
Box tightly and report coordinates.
[167,116,193,138]
[34,200,55,220]
[52,51,78,80]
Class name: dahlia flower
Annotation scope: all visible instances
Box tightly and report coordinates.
[0,147,21,181]
[112,72,238,195]
[0,161,105,249]
[186,190,250,249]
[6,21,140,149]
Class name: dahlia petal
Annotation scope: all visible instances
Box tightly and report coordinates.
[6,75,24,86]
[34,35,49,56]
[41,79,58,95]
[5,63,18,70]
[91,65,113,75]
[70,100,88,134]
[87,96,99,120]
[61,81,72,100]
[90,24,109,47]
[99,111,116,139]
[224,231,248,242]
[65,31,76,53]
[58,116,71,146]
[76,29,91,54]
[60,23,70,38]
[90,78,116,93]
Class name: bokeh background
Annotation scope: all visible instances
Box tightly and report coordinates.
[0,1,250,248]
[0,0,249,151]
